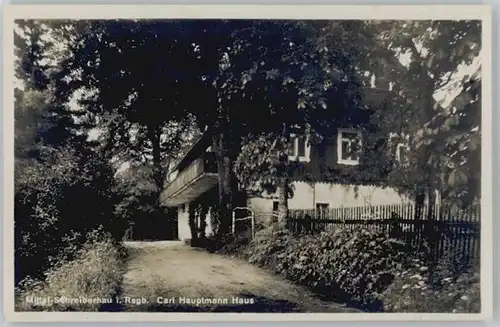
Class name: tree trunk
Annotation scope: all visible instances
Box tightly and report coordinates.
[427,187,436,220]
[277,177,289,222]
[199,205,208,239]
[414,188,426,220]
[212,132,233,235]
[149,125,163,189]
[148,125,171,236]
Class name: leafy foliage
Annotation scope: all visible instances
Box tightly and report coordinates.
[362,20,482,206]
[13,19,482,315]
[230,22,370,220]
[245,224,415,310]
[37,19,482,231]
[14,20,53,91]
[246,222,295,267]
[40,21,205,235]
[204,228,253,255]
[16,228,125,312]
[15,144,124,283]
[113,164,178,240]
[14,19,128,288]
[381,258,480,313]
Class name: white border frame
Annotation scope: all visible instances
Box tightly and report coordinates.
[2,4,493,322]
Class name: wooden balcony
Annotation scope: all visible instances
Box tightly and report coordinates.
[160,152,218,207]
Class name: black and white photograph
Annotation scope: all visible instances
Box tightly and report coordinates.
[2,4,492,322]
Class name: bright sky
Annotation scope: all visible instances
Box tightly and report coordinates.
[433,53,482,108]
[396,45,482,109]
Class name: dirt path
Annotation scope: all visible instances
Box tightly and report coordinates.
[118,241,358,313]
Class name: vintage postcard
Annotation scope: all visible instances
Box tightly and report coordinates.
[2,4,492,322]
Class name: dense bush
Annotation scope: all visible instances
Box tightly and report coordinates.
[15,229,125,312]
[381,258,480,313]
[114,165,178,241]
[15,145,126,284]
[381,243,481,313]
[247,222,295,267]
[245,224,415,309]
[223,222,480,313]
[205,228,254,255]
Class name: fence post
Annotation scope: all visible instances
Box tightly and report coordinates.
[251,214,255,238]
[231,211,235,234]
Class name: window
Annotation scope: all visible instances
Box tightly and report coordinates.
[389,133,410,165]
[167,170,178,183]
[395,143,410,165]
[272,201,279,213]
[316,203,330,218]
[288,134,311,162]
[337,128,362,165]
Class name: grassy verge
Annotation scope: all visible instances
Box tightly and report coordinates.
[15,238,126,312]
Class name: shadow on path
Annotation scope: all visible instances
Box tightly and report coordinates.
[112,242,358,313]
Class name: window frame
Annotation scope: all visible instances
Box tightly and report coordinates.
[389,133,410,165]
[337,128,362,165]
[395,142,410,163]
[288,133,311,163]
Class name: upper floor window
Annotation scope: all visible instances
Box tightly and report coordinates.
[288,134,311,162]
[389,133,410,165]
[337,128,362,165]
[395,143,410,165]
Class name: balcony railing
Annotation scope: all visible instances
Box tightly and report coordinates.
[160,152,218,206]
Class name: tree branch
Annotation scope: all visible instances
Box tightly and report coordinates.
[408,38,422,61]
[436,66,459,89]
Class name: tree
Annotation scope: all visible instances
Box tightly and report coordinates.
[47,20,209,236]
[415,69,481,209]
[14,20,52,91]
[385,21,480,213]
[52,20,201,177]
[47,21,331,230]
[47,20,385,229]
[15,20,93,151]
[337,20,483,214]
[14,20,124,283]
[48,19,481,233]
[231,21,366,221]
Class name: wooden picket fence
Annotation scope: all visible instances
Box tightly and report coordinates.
[287,203,480,266]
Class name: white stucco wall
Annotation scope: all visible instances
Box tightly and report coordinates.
[177,203,191,241]
[248,181,411,224]
[179,182,410,234]
[177,203,214,241]
[205,208,213,236]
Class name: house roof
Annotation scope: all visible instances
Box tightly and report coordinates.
[170,131,212,172]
